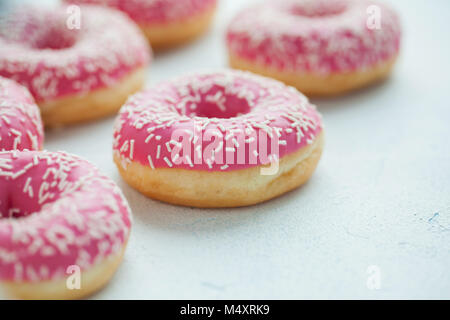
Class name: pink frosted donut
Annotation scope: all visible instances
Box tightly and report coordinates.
[113,70,324,207]
[64,0,218,48]
[0,77,43,151]
[0,5,151,126]
[227,0,402,96]
[0,151,132,299]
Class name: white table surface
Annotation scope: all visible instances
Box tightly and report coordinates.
[0,0,449,299]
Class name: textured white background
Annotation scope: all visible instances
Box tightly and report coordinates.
[0,0,449,299]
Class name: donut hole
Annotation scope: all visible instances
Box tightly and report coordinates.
[0,192,41,220]
[31,25,78,50]
[1,173,64,219]
[0,156,84,219]
[288,0,347,17]
[182,87,252,119]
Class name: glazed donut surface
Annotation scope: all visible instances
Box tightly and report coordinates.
[0,77,43,151]
[0,151,132,299]
[113,70,324,207]
[0,5,151,125]
[65,0,217,48]
[227,0,401,95]
[66,0,217,24]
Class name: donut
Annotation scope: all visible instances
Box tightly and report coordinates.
[64,0,218,49]
[226,0,401,96]
[0,77,43,152]
[113,70,324,208]
[0,151,132,299]
[0,5,151,127]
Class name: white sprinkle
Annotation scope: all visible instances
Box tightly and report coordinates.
[215,141,224,153]
[156,145,161,159]
[129,140,135,159]
[145,134,154,143]
[23,177,32,193]
[163,157,173,167]
[193,135,199,144]
[120,140,129,153]
[147,155,155,169]
[27,131,39,150]
[165,142,172,152]
[185,155,193,167]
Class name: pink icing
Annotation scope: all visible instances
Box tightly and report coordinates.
[113,70,323,172]
[0,151,132,282]
[64,0,217,24]
[226,0,401,73]
[0,77,43,151]
[0,5,151,103]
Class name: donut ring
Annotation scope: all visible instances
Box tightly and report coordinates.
[0,77,43,151]
[0,5,151,127]
[64,0,218,49]
[0,151,132,299]
[226,0,401,96]
[113,70,324,208]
